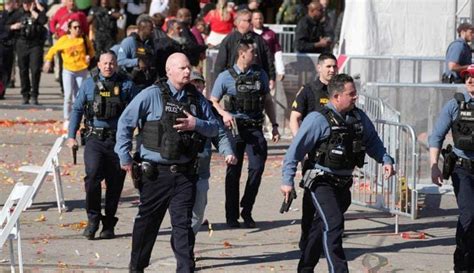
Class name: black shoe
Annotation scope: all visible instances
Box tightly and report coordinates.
[241,212,256,228]
[22,98,29,105]
[226,219,240,228]
[31,97,38,105]
[99,216,118,239]
[129,265,144,273]
[83,220,100,240]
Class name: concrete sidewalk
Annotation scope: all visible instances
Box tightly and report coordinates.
[0,72,459,272]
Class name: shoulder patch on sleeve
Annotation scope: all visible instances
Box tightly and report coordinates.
[292,100,298,109]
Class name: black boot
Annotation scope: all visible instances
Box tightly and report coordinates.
[31,97,38,105]
[22,97,29,105]
[100,216,118,239]
[241,210,256,228]
[83,218,101,240]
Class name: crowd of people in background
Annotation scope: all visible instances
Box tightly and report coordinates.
[0,0,343,106]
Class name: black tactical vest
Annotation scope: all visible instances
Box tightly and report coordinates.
[223,66,265,116]
[141,80,206,160]
[85,74,126,121]
[312,107,366,170]
[452,92,474,151]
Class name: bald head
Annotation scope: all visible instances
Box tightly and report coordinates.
[308,1,323,20]
[166,53,192,89]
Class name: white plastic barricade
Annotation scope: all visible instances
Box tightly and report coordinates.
[0,183,35,273]
[352,120,418,233]
[19,135,67,213]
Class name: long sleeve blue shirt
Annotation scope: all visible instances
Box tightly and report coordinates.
[211,64,269,120]
[428,90,474,159]
[117,36,138,68]
[67,73,137,139]
[114,80,220,165]
[282,103,394,187]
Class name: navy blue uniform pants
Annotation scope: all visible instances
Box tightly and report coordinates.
[15,41,43,99]
[130,167,197,272]
[83,137,125,222]
[225,126,267,221]
[300,159,317,251]
[298,181,351,273]
[451,165,474,271]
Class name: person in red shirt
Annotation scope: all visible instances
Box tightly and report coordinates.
[49,0,88,97]
[203,0,235,47]
[50,0,88,39]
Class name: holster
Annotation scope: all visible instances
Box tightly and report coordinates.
[300,169,323,191]
[131,153,143,189]
[441,145,457,180]
[79,128,89,146]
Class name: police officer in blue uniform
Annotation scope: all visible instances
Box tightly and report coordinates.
[211,38,280,228]
[430,65,474,273]
[117,14,156,91]
[281,74,395,273]
[66,50,137,240]
[114,53,219,273]
[289,52,338,251]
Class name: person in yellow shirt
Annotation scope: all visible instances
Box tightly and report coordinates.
[43,20,94,130]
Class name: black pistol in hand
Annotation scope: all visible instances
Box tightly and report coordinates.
[231,117,239,137]
[72,144,78,165]
[280,188,297,214]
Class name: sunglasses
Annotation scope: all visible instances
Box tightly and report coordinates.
[71,25,81,30]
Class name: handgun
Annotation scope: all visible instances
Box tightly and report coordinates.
[231,117,239,137]
[72,144,78,165]
[280,188,297,214]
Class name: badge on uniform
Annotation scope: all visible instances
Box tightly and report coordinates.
[114,85,120,96]
[320,98,329,105]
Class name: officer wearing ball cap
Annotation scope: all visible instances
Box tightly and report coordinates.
[430,64,474,272]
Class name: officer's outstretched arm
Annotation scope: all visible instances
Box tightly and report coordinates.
[429,147,444,186]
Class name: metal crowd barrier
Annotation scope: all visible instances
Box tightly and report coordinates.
[357,93,400,122]
[344,55,446,84]
[362,82,463,137]
[352,120,419,232]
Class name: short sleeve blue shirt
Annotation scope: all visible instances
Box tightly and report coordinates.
[211,64,269,120]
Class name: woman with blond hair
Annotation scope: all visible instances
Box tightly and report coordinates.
[43,20,94,130]
[204,0,235,47]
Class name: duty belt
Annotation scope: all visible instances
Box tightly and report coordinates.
[89,127,117,141]
[456,157,474,171]
[236,118,264,128]
[142,160,197,175]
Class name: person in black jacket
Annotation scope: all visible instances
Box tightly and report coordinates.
[88,0,121,56]
[9,0,47,105]
[214,9,276,89]
[294,1,331,54]
[0,0,19,99]
[176,8,207,68]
